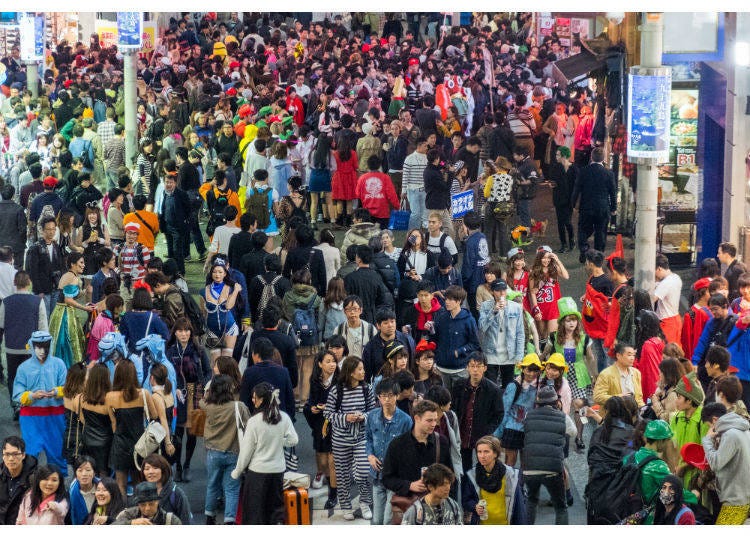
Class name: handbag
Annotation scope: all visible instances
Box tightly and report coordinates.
[390,432,441,525]
[388,199,411,231]
[186,383,206,437]
[134,389,167,470]
[284,446,300,472]
[492,200,516,221]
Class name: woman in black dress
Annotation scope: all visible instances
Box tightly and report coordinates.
[105,359,158,496]
[80,363,114,477]
[62,362,87,468]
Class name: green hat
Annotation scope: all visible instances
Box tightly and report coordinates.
[257,106,273,118]
[256,120,268,129]
[557,297,581,324]
[506,289,522,302]
[644,419,673,441]
[282,116,294,127]
[674,373,705,406]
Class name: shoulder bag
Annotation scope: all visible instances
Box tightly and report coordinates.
[134,389,167,470]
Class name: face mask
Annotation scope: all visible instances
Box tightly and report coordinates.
[34,347,48,360]
[659,489,676,506]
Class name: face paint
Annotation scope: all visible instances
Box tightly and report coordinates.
[659,489,676,506]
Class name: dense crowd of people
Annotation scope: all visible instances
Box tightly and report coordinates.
[0,10,749,527]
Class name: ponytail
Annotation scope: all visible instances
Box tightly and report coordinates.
[253,382,281,425]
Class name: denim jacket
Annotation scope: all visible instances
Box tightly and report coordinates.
[365,407,413,481]
[478,299,526,366]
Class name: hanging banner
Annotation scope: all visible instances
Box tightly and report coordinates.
[117,12,142,49]
[451,190,474,218]
[96,21,118,49]
[139,22,156,57]
[627,69,672,161]
[19,12,44,62]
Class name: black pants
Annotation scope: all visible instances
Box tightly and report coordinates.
[554,204,574,247]
[165,226,186,275]
[184,212,206,258]
[742,380,750,409]
[460,447,475,473]
[484,205,512,258]
[6,353,29,406]
[172,426,197,470]
[526,472,569,525]
[242,470,285,525]
[374,217,390,231]
[578,210,609,254]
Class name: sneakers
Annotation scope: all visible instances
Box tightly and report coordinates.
[342,510,355,521]
[312,473,325,489]
[360,504,373,520]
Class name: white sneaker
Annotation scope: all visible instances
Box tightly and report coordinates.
[312,473,324,489]
[360,504,373,520]
[342,510,355,521]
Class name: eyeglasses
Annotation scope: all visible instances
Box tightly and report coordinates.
[2,451,23,458]
[344,306,361,312]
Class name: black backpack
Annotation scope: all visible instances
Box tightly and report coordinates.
[206,188,230,236]
[589,453,659,524]
[167,288,206,336]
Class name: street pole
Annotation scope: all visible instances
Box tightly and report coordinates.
[25,61,38,98]
[123,49,138,167]
[633,13,666,294]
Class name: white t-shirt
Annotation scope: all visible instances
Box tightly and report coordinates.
[209,225,241,255]
[654,272,682,319]
[426,233,458,258]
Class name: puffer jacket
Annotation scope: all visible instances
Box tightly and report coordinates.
[371,251,399,293]
[339,222,381,263]
[702,411,750,506]
[521,405,566,473]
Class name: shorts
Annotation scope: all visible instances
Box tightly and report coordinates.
[500,428,525,450]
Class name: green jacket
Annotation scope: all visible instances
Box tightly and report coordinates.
[281,283,322,325]
[670,406,709,486]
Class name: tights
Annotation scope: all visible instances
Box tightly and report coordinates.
[173,426,198,469]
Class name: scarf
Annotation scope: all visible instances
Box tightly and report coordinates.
[475,461,507,494]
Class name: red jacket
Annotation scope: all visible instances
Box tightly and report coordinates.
[636,337,665,401]
[681,305,710,362]
[355,171,399,219]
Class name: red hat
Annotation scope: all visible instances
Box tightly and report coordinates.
[362,44,370,53]
[692,277,712,291]
[229,61,240,70]
[408,57,420,66]
[415,339,437,352]
[380,38,387,46]
[124,222,141,234]
[680,442,709,471]
[226,87,237,97]
[42,176,58,189]
[63,79,73,89]
[238,104,253,119]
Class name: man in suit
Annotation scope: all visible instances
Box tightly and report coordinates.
[593,343,645,415]
[570,147,617,263]
[159,164,192,276]
[24,216,64,316]
[717,242,746,301]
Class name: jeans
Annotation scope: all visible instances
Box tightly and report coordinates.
[590,338,608,374]
[439,368,469,394]
[406,189,427,230]
[42,292,59,318]
[518,198,532,227]
[525,472,568,525]
[371,480,393,525]
[105,168,119,191]
[205,449,240,522]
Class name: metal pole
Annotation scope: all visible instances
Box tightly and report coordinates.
[25,61,38,98]
[123,49,138,168]
[633,13,664,294]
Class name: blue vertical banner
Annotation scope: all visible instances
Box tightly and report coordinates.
[627,69,672,161]
[117,12,143,49]
[19,12,44,62]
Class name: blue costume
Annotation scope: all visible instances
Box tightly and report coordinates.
[12,331,68,475]
[98,332,144,384]
[202,282,239,338]
[137,334,178,432]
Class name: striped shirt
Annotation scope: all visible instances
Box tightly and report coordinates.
[117,243,151,281]
[507,109,536,139]
[324,383,376,440]
[401,150,428,195]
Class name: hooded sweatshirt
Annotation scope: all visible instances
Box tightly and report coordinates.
[702,411,750,506]
[281,283,322,330]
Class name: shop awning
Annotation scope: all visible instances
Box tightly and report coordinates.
[552,48,606,86]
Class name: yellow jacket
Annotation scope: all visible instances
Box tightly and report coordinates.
[593,364,644,413]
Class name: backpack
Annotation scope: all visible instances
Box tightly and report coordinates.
[167,287,206,336]
[247,187,271,229]
[591,453,659,524]
[257,274,282,313]
[292,294,320,347]
[206,188,230,236]
[79,139,93,169]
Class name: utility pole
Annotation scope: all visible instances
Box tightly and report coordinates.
[632,13,670,293]
[123,49,138,167]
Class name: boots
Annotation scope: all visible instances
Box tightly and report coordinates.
[324,487,338,510]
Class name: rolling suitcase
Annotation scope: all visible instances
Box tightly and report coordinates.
[284,487,312,525]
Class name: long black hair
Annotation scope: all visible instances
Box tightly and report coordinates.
[310,349,339,387]
[29,464,68,513]
[598,396,636,445]
[652,474,687,525]
[635,310,665,358]
[86,477,125,524]
[253,382,281,425]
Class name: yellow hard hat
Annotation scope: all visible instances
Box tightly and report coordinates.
[518,353,543,370]
[544,353,569,374]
